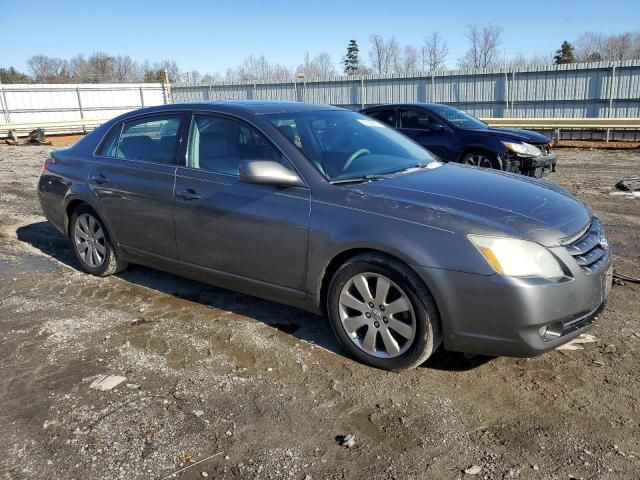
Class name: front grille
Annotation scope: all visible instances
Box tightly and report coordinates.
[565,218,609,275]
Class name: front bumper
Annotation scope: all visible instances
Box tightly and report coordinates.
[413,251,612,357]
[503,154,557,178]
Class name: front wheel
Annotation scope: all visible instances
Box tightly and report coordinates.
[461,151,499,169]
[327,253,441,370]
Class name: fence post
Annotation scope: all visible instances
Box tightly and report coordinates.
[511,71,517,116]
[139,86,145,107]
[361,76,365,108]
[76,87,84,119]
[608,64,616,119]
[504,70,509,117]
[0,85,10,123]
[431,73,435,102]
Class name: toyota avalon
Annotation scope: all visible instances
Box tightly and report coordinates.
[38,101,612,370]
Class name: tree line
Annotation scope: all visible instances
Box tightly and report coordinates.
[2,27,639,85]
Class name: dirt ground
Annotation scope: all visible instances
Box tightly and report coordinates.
[0,145,638,480]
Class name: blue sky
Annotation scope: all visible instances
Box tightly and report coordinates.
[2,0,639,74]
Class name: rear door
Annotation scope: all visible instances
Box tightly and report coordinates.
[397,108,453,160]
[173,112,310,293]
[89,113,186,259]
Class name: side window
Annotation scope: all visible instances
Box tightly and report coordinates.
[97,123,122,157]
[399,109,432,130]
[117,115,182,164]
[368,110,395,127]
[187,114,281,176]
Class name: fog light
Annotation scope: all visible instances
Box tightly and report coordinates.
[539,322,563,341]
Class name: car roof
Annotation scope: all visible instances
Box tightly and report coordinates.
[361,103,445,111]
[129,100,346,116]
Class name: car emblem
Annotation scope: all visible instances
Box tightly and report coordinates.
[599,233,608,250]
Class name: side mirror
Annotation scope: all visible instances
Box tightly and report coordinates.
[431,124,447,132]
[239,160,304,187]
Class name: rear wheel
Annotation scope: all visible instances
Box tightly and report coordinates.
[462,151,500,169]
[327,253,441,370]
[69,205,127,276]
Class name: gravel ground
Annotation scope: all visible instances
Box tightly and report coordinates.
[0,145,639,480]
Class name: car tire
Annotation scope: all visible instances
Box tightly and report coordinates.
[461,151,500,170]
[69,205,127,277]
[326,252,441,371]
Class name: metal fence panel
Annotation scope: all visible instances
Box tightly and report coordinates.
[172,60,640,119]
[0,83,165,124]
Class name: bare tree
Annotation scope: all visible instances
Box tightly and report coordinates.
[113,55,141,82]
[368,34,400,75]
[201,72,223,84]
[507,52,554,69]
[26,55,68,82]
[397,45,419,75]
[575,31,640,62]
[225,55,292,82]
[314,53,336,77]
[458,25,503,69]
[422,32,449,71]
[296,52,336,78]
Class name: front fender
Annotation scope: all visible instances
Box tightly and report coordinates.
[306,197,494,298]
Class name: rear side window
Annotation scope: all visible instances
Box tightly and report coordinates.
[117,115,182,164]
[399,109,432,129]
[368,110,395,127]
[97,123,122,157]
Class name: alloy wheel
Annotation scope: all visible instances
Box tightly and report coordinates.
[465,153,493,168]
[74,213,106,268]
[338,272,416,358]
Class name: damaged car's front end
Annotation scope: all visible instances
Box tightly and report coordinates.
[499,139,557,177]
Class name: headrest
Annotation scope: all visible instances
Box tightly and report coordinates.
[277,124,296,142]
[199,132,230,158]
[119,135,153,157]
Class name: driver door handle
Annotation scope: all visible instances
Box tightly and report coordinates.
[176,189,202,201]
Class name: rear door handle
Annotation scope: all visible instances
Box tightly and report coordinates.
[176,189,202,201]
[90,174,109,185]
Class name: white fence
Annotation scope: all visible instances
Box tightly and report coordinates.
[0,83,167,135]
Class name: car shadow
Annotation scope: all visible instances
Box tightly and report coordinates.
[17,220,490,371]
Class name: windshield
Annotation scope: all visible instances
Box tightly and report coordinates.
[430,105,487,130]
[264,110,435,182]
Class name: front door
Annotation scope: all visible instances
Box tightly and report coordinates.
[397,108,453,160]
[173,113,310,293]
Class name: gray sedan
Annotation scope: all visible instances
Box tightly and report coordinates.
[38,101,612,370]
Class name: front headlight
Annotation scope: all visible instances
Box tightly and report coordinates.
[502,141,542,157]
[468,235,564,279]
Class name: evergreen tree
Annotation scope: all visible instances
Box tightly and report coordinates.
[554,41,577,64]
[0,67,30,83]
[343,40,360,75]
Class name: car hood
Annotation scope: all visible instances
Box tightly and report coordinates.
[355,163,591,246]
[470,127,550,144]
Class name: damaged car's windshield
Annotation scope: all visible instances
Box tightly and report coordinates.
[429,104,488,130]
[264,111,435,182]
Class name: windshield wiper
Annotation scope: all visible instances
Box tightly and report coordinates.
[329,174,388,185]
[330,163,436,185]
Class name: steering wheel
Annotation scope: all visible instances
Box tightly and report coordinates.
[341,148,371,172]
